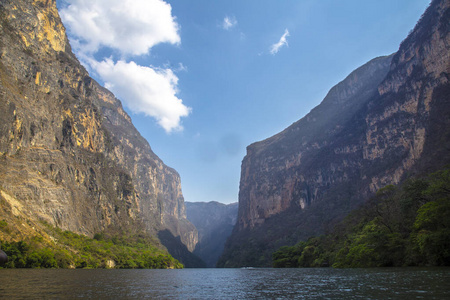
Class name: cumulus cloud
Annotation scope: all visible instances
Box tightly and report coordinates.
[60,0,180,56]
[92,59,191,133]
[222,16,237,30]
[270,29,290,55]
[59,0,190,133]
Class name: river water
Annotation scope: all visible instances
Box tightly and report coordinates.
[0,268,449,299]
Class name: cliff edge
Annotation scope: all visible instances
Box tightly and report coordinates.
[219,0,450,267]
[0,0,198,257]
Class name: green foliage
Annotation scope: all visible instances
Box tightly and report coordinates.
[412,197,450,265]
[0,219,11,235]
[0,227,183,269]
[272,168,450,268]
[0,219,8,229]
[272,238,329,268]
[273,244,304,268]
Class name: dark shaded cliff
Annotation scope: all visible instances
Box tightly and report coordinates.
[0,0,198,261]
[186,201,238,267]
[219,0,450,267]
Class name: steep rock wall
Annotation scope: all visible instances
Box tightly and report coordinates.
[0,0,197,252]
[237,55,393,230]
[219,0,449,267]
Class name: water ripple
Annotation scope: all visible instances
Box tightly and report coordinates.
[0,268,449,299]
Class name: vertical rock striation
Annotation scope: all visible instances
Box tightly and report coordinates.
[219,0,449,267]
[0,0,197,253]
[237,55,394,231]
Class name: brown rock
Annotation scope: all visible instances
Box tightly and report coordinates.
[219,0,450,267]
[0,0,197,253]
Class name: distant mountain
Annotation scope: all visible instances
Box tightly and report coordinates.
[186,201,238,267]
[218,0,450,267]
[0,0,198,266]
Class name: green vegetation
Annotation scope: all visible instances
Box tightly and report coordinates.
[273,168,450,268]
[0,225,183,269]
[0,219,9,233]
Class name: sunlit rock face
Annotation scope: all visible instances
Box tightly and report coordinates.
[0,0,197,252]
[219,0,450,267]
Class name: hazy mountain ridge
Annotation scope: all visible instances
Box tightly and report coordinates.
[0,0,197,262]
[186,201,238,267]
[219,0,450,267]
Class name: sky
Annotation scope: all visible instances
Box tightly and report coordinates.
[56,0,431,204]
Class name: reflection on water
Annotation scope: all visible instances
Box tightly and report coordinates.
[0,268,449,299]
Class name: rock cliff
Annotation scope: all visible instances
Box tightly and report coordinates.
[186,201,238,267]
[0,0,197,255]
[219,0,450,267]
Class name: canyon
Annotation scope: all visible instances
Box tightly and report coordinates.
[186,201,238,267]
[1,0,448,270]
[219,0,450,267]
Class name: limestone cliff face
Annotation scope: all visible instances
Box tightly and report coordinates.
[0,0,197,252]
[219,0,450,267]
[237,55,393,231]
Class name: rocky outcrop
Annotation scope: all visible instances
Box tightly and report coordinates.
[186,201,238,267]
[0,0,197,254]
[219,0,450,267]
[237,55,394,231]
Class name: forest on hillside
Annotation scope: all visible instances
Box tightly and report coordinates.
[273,168,450,268]
[0,226,182,269]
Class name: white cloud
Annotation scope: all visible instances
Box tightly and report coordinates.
[270,29,290,55]
[175,62,188,72]
[92,59,191,133]
[59,0,190,133]
[60,0,180,56]
[222,16,237,30]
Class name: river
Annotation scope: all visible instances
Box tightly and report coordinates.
[0,268,449,299]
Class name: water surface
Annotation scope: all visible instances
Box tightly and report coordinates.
[0,268,449,299]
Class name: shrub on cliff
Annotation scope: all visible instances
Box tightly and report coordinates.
[0,227,183,269]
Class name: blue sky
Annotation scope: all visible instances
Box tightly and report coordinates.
[57,0,430,204]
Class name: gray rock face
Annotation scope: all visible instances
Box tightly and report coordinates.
[0,0,197,252]
[186,201,238,267]
[219,0,450,267]
[238,55,394,231]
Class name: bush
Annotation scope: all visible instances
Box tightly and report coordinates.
[272,168,450,268]
[1,227,183,269]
